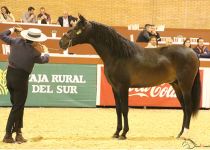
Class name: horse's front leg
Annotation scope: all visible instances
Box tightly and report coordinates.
[119,87,129,140]
[112,88,122,138]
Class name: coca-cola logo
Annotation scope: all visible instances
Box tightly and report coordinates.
[129,84,176,98]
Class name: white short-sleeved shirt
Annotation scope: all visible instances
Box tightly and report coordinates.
[63,17,69,27]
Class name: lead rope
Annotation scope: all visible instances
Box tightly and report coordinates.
[16,23,61,51]
[68,39,72,47]
[182,138,210,149]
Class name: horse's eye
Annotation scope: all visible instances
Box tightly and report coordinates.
[76,29,82,35]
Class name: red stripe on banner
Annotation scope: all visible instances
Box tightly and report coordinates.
[99,66,204,107]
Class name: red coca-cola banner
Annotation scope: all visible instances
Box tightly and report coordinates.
[99,66,203,107]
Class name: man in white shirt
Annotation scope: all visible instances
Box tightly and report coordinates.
[57,11,77,27]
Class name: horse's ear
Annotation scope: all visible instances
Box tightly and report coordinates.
[78,14,87,23]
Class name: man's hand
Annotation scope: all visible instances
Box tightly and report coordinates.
[14,27,23,33]
[30,14,35,19]
[41,44,49,53]
[9,27,23,34]
[151,30,157,35]
[41,15,47,19]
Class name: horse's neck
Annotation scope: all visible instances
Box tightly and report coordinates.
[88,39,112,64]
[87,23,142,64]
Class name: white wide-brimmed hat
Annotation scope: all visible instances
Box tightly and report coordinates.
[21,28,47,42]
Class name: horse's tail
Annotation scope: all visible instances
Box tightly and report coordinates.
[191,69,201,117]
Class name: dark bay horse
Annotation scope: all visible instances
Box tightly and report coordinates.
[59,15,201,140]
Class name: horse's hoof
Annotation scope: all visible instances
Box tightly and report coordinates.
[179,128,189,140]
[176,134,181,139]
[179,136,189,140]
[177,133,189,140]
[112,134,119,138]
[118,135,126,140]
[177,134,187,139]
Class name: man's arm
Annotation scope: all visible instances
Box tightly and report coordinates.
[34,45,50,63]
[0,28,16,45]
[34,54,50,64]
[27,14,36,23]
[46,13,51,23]
[136,33,141,42]
[22,13,28,23]
[143,31,150,41]
[156,32,161,41]
[199,53,210,58]
[57,17,62,26]
[22,12,36,23]
[204,47,210,53]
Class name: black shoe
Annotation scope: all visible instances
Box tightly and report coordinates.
[15,133,27,144]
[3,133,15,143]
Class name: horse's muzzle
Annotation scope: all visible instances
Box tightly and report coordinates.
[59,40,68,50]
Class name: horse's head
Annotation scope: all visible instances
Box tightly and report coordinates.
[59,14,92,50]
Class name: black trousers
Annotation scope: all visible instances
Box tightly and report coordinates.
[6,66,29,134]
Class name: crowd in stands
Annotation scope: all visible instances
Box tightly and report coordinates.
[136,23,210,58]
[0,6,210,58]
[0,6,77,27]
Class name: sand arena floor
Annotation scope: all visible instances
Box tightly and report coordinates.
[0,108,210,149]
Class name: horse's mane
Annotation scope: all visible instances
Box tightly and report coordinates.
[90,21,138,57]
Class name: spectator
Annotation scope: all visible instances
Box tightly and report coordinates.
[136,24,152,43]
[150,24,161,41]
[0,27,49,144]
[183,39,191,48]
[165,37,173,46]
[145,36,158,48]
[37,7,51,24]
[193,38,210,58]
[0,6,15,22]
[22,7,36,23]
[57,11,77,27]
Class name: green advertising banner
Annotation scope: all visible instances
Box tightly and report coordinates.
[0,62,97,107]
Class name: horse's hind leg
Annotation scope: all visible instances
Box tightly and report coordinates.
[170,82,186,138]
[178,80,194,139]
[112,88,122,138]
[180,90,192,139]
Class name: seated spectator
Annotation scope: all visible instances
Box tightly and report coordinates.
[0,6,15,22]
[183,39,191,48]
[193,38,210,58]
[165,37,173,46]
[57,11,77,27]
[145,36,158,48]
[37,7,51,24]
[22,7,36,23]
[150,24,161,41]
[136,24,152,43]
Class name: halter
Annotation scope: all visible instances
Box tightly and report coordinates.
[68,39,72,48]
[64,32,72,48]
